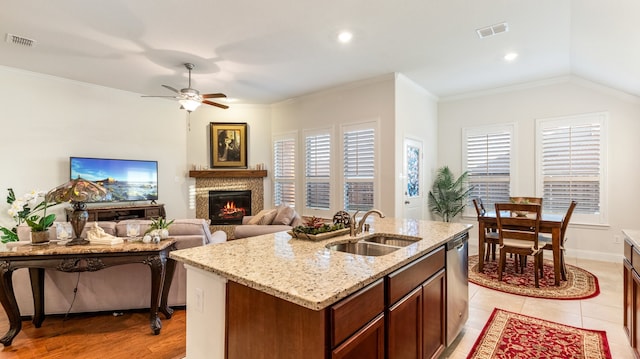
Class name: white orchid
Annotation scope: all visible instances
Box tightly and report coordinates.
[1,188,57,242]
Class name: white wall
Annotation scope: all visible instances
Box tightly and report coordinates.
[394,74,439,219]
[0,65,190,228]
[270,75,397,216]
[438,76,640,261]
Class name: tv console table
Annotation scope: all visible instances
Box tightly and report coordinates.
[0,239,177,346]
[65,203,166,222]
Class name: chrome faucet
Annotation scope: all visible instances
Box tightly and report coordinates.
[350,209,385,236]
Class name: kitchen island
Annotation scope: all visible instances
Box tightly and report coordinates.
[170,217,471,359]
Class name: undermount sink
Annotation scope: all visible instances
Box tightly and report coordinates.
[327,242,399,256]
[362,235,420,247]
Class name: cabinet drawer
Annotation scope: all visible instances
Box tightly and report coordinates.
[633,246,640,272]
[387,246,445,305]
[331,279,384,347]
[146,209,161,218]
[625,238,633,264]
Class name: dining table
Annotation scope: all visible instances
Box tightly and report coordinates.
[477,211,564,286]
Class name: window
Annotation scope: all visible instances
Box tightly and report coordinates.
[273,135,296,208]
[536,113,607,224]
[463,124,514,213]
[304,130,331,212]
[342,124,376,211]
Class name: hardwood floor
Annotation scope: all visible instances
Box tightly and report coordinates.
[0,307,186,358]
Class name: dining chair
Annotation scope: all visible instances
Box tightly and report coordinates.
[539,200,578,281]
[472,198,499,261]
[495,202,543,288]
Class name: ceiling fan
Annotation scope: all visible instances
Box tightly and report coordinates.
[143,63,228,112]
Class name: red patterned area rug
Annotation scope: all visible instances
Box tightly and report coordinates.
[467,308,612,359]
[469,255,599,300]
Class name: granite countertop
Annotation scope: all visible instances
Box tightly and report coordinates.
[623,229,640,247]
[170,217,471,310]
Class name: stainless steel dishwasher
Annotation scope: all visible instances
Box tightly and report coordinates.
[446,231,469,346]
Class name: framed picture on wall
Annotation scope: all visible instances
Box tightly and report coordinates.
[210,122,248,168]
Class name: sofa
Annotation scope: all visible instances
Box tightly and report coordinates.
[233,204,303,239]
[11,218,226,316]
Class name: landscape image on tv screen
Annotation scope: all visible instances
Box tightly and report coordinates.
[70,157,158,202]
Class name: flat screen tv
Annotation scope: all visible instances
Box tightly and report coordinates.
[70,157,158,202]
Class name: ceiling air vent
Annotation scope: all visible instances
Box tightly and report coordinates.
[476,22,509,39]
[5,33,37,47]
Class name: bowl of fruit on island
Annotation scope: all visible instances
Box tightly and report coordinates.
[288,216,348,241]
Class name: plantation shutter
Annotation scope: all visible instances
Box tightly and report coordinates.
[343,127,375,211]
[273,137,296,207]
[540,122,601,214]
[305,133,331,210]
[464,126,513,211]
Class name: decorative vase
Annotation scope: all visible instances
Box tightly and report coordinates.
[31,230,50,245]
[160,229,169,239]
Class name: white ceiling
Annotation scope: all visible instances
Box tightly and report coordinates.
[1,0,638,104]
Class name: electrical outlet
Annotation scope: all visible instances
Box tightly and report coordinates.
[194,287,204,313]
[614,235,621,244]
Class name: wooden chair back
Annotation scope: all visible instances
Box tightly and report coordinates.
[509,196,543,205]
[472,198,486,217]
[560,201,578,240]
[495,202,542,249]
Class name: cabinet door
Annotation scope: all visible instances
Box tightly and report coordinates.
[422,270,446,359]
[633,268,640,358]
[332,314,384,359]
[388,286,423,359]
[624,260,633,344]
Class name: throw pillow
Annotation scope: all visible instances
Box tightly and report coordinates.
[260,209,278,225]
[247,209,269,225]
[272,205,296,225]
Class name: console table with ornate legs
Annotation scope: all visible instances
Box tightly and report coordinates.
[0,239,177,346]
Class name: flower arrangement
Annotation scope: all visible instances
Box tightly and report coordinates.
[292,216,345,235]
[0,188,57,243]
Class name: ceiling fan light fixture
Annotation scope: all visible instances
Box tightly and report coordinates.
[179,99,201,112]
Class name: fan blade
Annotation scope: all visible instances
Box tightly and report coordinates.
[203,100,229,109]
[202,93,227,99]
[162,85,180,93]
[141,95,179,98]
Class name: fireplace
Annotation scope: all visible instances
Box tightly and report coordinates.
[208,190,252,225]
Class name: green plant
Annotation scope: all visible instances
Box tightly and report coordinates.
[0,188,57,242]
[427,166,473,222]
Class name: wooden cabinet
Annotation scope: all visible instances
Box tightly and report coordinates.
[388,286,423,358]
[624,241,633,343]
[422,270,446,359]
[66,203,165,222]
[623,236,640,358]
[332,314,385,359]
[386,247,446,359]
[225,246,447,359]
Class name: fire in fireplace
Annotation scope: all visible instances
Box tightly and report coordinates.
[209,190,252,225]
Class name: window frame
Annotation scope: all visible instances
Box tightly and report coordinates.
[303,127,333,217]
[535,112,608,226]
[272,132,297,209]
[340,121,378,213]
[462,123,517,217]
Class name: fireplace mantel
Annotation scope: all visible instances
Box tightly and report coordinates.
[189,170,267,178]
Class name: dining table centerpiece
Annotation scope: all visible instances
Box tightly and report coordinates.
[288,216,347,241]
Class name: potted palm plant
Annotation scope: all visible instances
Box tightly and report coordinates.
[427,166,472,222]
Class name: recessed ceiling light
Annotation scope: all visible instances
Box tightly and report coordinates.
[504,52,518,62]
[337,31,353,43]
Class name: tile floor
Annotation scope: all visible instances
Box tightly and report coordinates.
[441,256,634,358]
